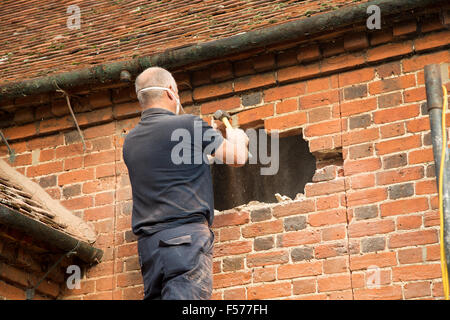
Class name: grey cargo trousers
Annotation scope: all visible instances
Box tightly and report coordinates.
[137,222,214,300]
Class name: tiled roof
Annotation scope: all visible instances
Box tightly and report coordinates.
[0,159,97,243]
[0,176,67,231]
[0,0,368,86]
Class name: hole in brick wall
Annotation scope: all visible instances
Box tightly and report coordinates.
[211,132,316,211]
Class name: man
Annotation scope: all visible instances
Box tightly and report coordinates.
[123,67,249,300]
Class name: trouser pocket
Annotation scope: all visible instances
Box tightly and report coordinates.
[159,234,197,279]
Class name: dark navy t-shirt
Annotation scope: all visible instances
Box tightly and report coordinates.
[123,107,224,236]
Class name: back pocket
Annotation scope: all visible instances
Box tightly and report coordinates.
[158,234,197,279]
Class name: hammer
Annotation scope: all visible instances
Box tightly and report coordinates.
[213,109,252,160]
[213,110,233,130]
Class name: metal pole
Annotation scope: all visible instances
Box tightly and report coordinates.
[425,63,450,274]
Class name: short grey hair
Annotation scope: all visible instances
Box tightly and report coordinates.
[135,67,177,107]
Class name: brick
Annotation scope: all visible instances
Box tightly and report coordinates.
[322,225,346,241]
[264,82,306,102]
[304,119,342,137]
[346,188,387,207]
[237,104,273,126]
[247,250,288,267]
[223,257,244,272]
[351,211,394,234]
[342,127,379,146]
[409,148,434,165]
[297,45,321,62]
[242,220,283,238]
[26,161,63,178]
[58,168,94,186]
[354,205,378,220]
[314,242,348,259]
[305,179,345,197]
[247,282,291,299]
[316,195,340,211]
[321,52,365,73]
[403,50,450,73]
[373,104,420,124]
[344,33,369,51]
[318,274,352,292]
[264,112,307,132]
[348,144,373,160]
[84,150,115,167]
[376,135,421,156]
[272,200,315,218]
[312,166,337,182]
[389,229,438,248]
[291,247,314,262]
[210,62,233,81]
[277,261,322,279]
[300,90,339,109]
[344,158,381,176]
[212,211,249,228]
[426,244,440,261]
[338,68,374,87]
[388,183,414,200]
[200,96,240,114]
[276,99,298,114]
[416,180,437,195]
[377,166,424,185]
[367,41,413,63]
[398,247,423,264]
[309,136,333,153]
[344,84,367,100]
[404,87,426,104]
[253,266,276,283]
[39,175,57,188]
[234,72,275,92]
[84,205,114,221]
[350,173,374,191]
[193,81,233,100]
[307,77,330,93]
[354,286,402,300]
[284,216,306,231]
[252,54,275,72]
[392,264,441,281]
[278,63,320,83]
[404,281,431,299]
[361,237,385,253]
[253,236,274,251]
[213,241,252,258]
[250,207,272,222]
[348,114,371,129]
[383,153,407,169]
[323,257,348,274]
[415,30,450,52]
[378,92,403,108]
[380,123,405,139]
[3,123,38,140]
[381,198,429,217]
[375,61,402,78]
[223,288,246,300]
[393,20,417,36]
[277,229,320,247]
[241,92,262,107]
[308,209,347,227]
[350,252,397,271]
[293,279,316,295]
[308,106,332,123]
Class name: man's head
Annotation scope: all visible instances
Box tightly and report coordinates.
[135,67,181,114]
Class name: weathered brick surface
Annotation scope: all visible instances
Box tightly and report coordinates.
[1,13,448,301]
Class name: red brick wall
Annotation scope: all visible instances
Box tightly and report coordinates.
[0,13,449,299]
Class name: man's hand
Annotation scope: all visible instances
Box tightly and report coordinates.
[225,127,249,146]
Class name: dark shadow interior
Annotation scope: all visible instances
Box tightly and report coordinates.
[211,132,316,211]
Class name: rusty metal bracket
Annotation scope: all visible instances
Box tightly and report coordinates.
[0,130,15,163]
[25,241,80,300]
[54,81,87,153]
